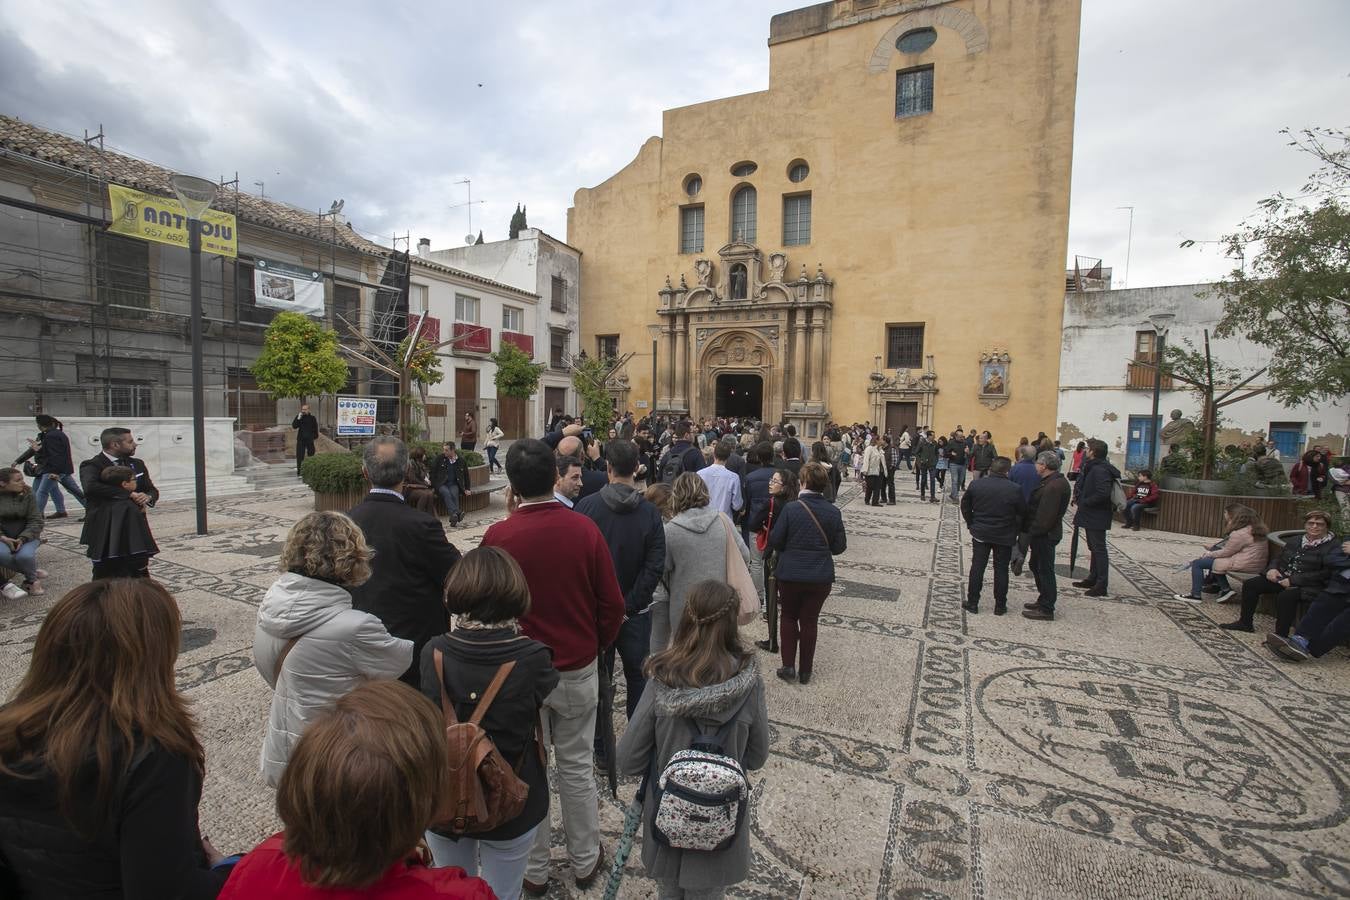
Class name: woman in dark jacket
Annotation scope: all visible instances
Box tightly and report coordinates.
[13,415,85,519]
[1220,509,1338,635]
[0,579,234,898]
[752,467,798,655]
[418,547,559,900]
[767,462,846,685]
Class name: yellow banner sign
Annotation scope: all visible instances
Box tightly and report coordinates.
[106,183,238,258]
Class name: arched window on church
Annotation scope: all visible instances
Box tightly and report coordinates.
[730,263,748,300]
[731,186,757,243]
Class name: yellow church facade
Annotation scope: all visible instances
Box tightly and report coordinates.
[569,0,1081,441]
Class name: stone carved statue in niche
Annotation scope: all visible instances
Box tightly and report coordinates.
[769,252,787,282]
[695,258,713,288]
[729,263,747,300]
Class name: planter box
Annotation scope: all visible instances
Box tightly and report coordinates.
[313,488,366,512]
[1153,489,1303,538]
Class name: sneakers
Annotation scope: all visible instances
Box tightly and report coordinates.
[1023,605,1054,620]
[1,582,27,600]
[1218,620,1254,633]
[1266,633,1311,662]
[1213,590,1236,604]
[22,581,44,596]
[1172,593,1202,603]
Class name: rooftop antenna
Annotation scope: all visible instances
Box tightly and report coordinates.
[452,178,484,244]
[254,181,266,199]
[1115,205,1134,288]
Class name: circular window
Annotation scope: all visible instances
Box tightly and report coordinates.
[684,174,702,197]
[730,161,758,177]
[788,161,810,183]
[896,27,937,54]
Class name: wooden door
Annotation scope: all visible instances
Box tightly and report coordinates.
[498,394,526,439]
[885,401,917,438]
[455,368,479,442]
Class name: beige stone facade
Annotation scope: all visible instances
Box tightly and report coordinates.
[569,0,1080,440]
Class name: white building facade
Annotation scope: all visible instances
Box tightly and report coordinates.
[427,228,581,432]
[408,257,539,442]
[1057,283,1349,473]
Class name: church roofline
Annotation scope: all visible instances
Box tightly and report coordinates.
[769,0,955,46]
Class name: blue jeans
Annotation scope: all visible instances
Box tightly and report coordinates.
[948,465,967,498]
[1189,557,1219,596]
[1124,500,1155,527]
[33,474,86,514]
[0,540,39,580]
[606,612,651,719]
[436,483,461,521]
[426,824,539,900]
[486,445,501,472]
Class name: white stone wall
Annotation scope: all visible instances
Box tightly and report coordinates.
[1057,284,1349,470]
[0,418,239,481]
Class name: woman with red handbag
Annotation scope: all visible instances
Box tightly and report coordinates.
[751,468,798,654]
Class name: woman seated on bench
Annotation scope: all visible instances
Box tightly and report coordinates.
[1173,503,1268,603]
[1122,469,1160,531]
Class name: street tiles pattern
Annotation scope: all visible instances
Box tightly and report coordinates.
[1,479,1348,898]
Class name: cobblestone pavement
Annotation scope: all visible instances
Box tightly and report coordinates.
[2,475,1349,898]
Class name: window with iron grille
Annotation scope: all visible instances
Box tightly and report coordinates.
[783,193,812,246]
[550,329,569,369]
[551,276,566,312]
[680,205,704,254]
[502,305,524,333]
[731,186,756,242]
[896,65,934,118]
[597,334,619,360]
[886,325,925,369]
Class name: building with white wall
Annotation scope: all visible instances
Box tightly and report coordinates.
[1057,282,1349,473]
[408,257,539,441]
[427,228,580,431]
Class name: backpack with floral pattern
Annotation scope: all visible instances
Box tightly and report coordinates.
[651,705,750,853]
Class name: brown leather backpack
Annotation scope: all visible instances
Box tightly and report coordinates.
[432,650,530,835]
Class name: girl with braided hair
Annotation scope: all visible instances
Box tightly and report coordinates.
[616,580,768,899]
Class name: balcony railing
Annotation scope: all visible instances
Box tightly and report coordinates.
[1126,360,1172,390]
[500,330,534,357]
[452,322,492,354]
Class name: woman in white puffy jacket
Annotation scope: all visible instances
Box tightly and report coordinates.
[253,511,412,788]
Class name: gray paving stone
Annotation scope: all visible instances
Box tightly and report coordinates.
[2,481,1348,898]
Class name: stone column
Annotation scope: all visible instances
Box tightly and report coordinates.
[792,313,807,404]
[809,313,826,404]
[674,320,688,411]
[658,323,674,409]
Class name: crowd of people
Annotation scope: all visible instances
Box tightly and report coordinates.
[1,408,1346,899]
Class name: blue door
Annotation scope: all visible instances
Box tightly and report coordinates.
[1126,415,1160,472]
[1270,427,1304,459]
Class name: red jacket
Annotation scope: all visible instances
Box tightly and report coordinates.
[220,834,496,899]
[482,501,625,670]
[1130,481,1160,505]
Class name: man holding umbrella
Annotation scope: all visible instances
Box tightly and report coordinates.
[482,439,626,895]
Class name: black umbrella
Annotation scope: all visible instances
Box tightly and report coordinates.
[1068,524,1081,576]
[597,647,619,799]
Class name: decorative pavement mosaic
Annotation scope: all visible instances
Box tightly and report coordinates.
[2,475,1349,898]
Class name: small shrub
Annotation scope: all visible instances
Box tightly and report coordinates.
[300,451,365,494]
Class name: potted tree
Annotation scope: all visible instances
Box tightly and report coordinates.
[250,311,349,461]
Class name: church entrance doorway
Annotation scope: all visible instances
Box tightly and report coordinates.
[715,373,762,420]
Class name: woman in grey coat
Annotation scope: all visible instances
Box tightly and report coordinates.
[617,580,769,899]
[650,473,756,652]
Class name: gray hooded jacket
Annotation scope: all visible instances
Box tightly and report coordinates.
[616,657,769,891]
[254,572,412,787]
[650,505,755,651]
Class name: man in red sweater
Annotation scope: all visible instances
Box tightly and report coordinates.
[482,438,624,895]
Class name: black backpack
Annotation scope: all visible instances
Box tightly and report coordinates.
[660,447,691,484]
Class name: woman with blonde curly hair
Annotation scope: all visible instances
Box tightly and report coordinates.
[253,511,413,788]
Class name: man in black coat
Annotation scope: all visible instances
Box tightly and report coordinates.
[1023,451,1072,621]
[557,435,607,500]
[576,438,666,718]
[429,441,470,526]
[1072,439,1120,598]
[960,456,1027,615]
[291,403,319,475]
[348,436,462,686]
[78,427,159,549]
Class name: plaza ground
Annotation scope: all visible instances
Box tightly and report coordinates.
[1,477,1348,898]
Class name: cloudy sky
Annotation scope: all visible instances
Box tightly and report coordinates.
[2,0,1346,288]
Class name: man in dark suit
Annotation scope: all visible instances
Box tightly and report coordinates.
[348,436,462,686]
[79,426,158,549]
[291,403,319,475]
[556,435,607,501]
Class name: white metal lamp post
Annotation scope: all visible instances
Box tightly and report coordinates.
[170,174,218,535]
[1147,312,1175,471]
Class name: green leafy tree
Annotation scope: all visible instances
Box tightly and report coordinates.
[571,353,616,434]
[1206,127,1350,405]
[490,341,544,400]
[251,311,349,400]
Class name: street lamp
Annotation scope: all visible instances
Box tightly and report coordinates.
[170,173,218,535]
[1146,312,1175,471]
